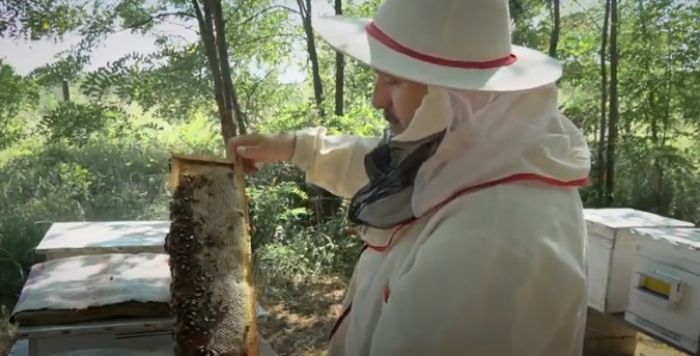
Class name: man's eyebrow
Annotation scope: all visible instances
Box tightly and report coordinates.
[374,70,403,83]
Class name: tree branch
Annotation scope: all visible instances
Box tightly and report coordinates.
[210,0,246,135]
[230,5,299,31]
[295,0,309,18]
[121,11,195,32]
[192,0,234,142]
[230,33,299,48]
[243,68,277,124]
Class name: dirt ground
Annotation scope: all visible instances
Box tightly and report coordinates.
[636,335,690,356]
[257,277,689,356]
[0,277,691,356]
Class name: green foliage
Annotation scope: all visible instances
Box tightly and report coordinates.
[0,132,172,297]
[37,102,132,145]
[0,61,38,148]
[0,0,85,39]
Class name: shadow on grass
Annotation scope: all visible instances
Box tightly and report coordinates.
[257,274,347,356]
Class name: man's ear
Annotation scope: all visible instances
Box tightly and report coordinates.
[392,86,451,143]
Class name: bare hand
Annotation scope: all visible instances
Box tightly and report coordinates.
[227,133,295,174]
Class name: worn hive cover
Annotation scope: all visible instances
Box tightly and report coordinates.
[583,208,694,229]
[35,221,171,254]
[631,227,700,251]
[11,253,171,326]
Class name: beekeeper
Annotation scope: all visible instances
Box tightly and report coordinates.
[231,0,592,354]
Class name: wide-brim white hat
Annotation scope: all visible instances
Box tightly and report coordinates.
[312,0,562,92]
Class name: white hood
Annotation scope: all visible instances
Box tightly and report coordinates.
[392,84,591,216]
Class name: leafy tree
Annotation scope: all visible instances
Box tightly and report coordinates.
[0,0,84,39]
[0,60,38,148]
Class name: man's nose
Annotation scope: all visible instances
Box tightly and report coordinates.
[371,81,390,110]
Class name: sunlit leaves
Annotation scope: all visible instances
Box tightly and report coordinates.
[0,61,39,148]
[19,0,299,125]
[37,102,132,146]
[29,54,91,89]
[0,0,85,39]
[114,0,162,33]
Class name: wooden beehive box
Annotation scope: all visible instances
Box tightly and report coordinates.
[166,153,257,356]
[625,227,700,355]
[584,208,694,314]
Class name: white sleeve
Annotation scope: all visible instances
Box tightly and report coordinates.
[368,197,587,356]
[291,126,381,199]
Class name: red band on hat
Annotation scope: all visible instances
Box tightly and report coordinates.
[365,22,517,69]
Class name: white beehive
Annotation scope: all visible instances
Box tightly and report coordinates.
[13,253,268,356]
[35,221,171,260]
[583,208,694,313]
[625,227,700,355]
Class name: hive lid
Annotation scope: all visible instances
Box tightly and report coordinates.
[12,253,171,326]
[631,227,700,251]
[12,252,268,327]
[36,221,170,253]
[584,208,693,230]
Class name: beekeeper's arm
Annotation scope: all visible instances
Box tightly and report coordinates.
[368,195,586,356]
[291,126,381,199]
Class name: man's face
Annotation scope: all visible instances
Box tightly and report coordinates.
[372,71,428,134]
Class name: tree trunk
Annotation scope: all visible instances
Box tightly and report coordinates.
[604,0,619,205]
[548,0,560,58]
[334,0,344,117]
[296,0,342,221]
[210,0,247,135]
[297,0,325,118]
[61,80,70,102]
[167,154,257,356]
[191,0,245,144]
[596,0,611,206]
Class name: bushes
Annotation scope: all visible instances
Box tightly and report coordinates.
[0,135,169,302]
[0,109,363,311]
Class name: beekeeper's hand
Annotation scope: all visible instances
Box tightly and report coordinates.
[227,133,296,174]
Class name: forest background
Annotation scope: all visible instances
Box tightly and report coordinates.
[1,0,699,355]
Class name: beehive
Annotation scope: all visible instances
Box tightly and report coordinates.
[625,227,700,354]
[584,208,694,314]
